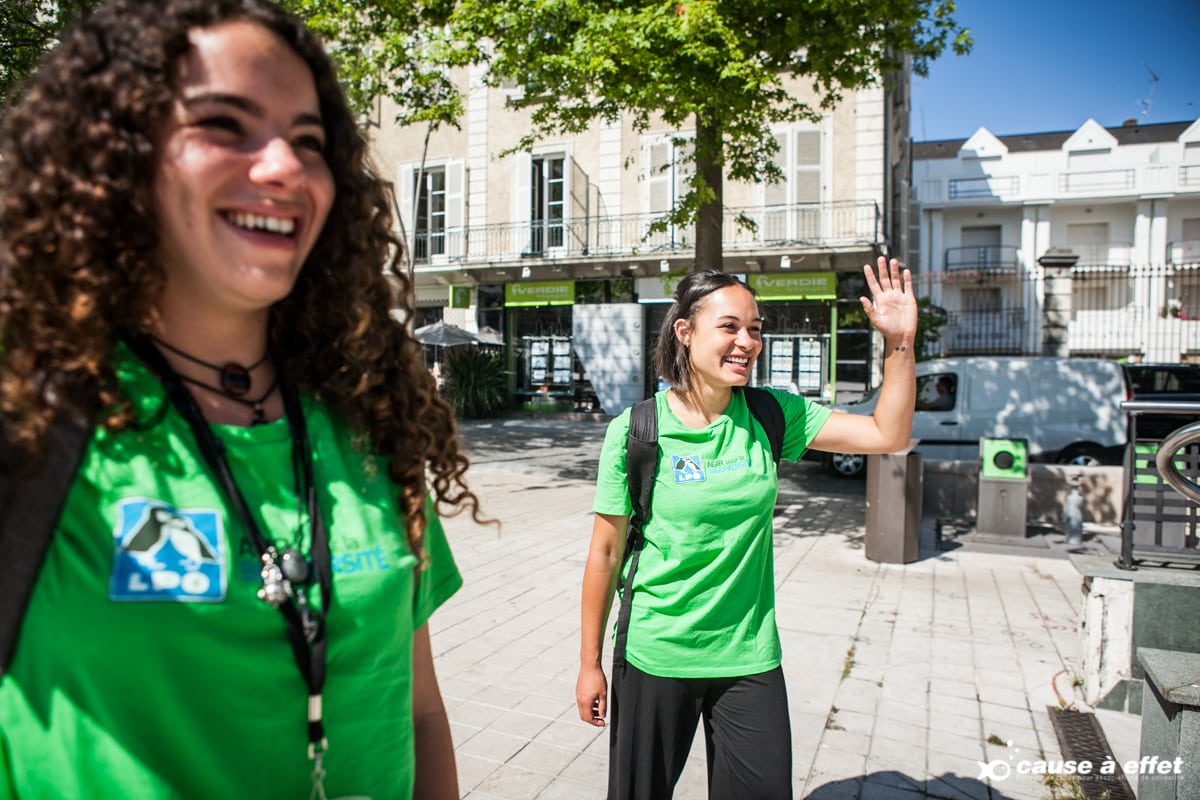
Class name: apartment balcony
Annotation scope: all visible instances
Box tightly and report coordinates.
[1180,164,1200,189]
[919,162,1200,207]
[410,200,880,270]
[941,308,1026,354]
[941,245,1021,282]
[1168,240,1200,266]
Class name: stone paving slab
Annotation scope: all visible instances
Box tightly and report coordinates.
[432,418,1120,799]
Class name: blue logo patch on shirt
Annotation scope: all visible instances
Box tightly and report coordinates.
[110,499,226,602]
[671,455,706,483]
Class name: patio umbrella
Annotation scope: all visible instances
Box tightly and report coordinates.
[476,326,505,346]
[413,321,480,347]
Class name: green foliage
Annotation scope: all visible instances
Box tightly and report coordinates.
[839,296,947,362]
[0,0,463,129]
[277,0,463,127]
[913,297,949,361]
[449,0,971,264]
[443,346,509,419]
[0,0,102,110]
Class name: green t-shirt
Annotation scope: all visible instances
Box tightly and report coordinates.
[0,346,462,799]
[593,388,830,679]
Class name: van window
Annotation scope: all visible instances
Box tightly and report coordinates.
[916,373,956,411]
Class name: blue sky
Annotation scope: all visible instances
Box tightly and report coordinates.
[910,0,1200,142]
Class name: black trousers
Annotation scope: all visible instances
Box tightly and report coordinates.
[607,663,792,800]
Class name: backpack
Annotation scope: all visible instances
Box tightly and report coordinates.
[611,386,784,667]
[0,411,95,677]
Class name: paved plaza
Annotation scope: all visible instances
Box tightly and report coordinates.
[432,417,1131,800]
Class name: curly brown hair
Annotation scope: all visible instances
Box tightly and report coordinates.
[0,0,483,555]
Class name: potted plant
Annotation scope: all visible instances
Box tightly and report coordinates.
[443,346,508,418]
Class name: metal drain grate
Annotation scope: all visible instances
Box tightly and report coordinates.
[1048,707,1137,800]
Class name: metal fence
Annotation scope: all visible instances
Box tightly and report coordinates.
[1119,402,1200,568]
[411,200,880,266]
[912,262,1200,363]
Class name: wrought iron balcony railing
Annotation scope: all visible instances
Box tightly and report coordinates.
[944,245,1021,272]
[410,200,880,266]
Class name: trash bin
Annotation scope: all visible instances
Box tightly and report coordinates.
[865,442,922,563]
[977,437,1028,538]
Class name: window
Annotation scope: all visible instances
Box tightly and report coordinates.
[643,135,694,247]
[962,287,1001,312]
[763,126,823,241]
[528,155,565,254]
[399,161,463,263]
[953,225,1003,269]
[646,137,693,213]
[413,167,445,261]
[765,129,821,206]
[1067,222,1109,266]
[916,373,956,411]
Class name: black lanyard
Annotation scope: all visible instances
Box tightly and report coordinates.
[124,335,332,756]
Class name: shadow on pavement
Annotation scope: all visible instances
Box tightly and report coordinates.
[806,769,1016,799]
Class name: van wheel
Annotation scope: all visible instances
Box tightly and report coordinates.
[1057,444,1108,467]
[827,452,866,478]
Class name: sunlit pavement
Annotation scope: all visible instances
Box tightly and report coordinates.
[433,416,1113,800]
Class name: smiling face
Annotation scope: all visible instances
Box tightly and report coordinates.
[152,20,335,320]
[675,284,763,392]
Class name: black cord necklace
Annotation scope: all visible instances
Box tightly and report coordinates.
[124,334,333,781]
[152,335,269,397]
[175,373,279,426]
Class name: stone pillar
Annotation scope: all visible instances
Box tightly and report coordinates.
[1137,648,1200,800]
[1038,248,1079,357]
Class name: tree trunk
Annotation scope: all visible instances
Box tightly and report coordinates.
[693,112,723,272]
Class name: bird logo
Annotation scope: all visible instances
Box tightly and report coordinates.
[122,504,219,570]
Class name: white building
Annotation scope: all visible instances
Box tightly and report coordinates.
[913,118,1200,361]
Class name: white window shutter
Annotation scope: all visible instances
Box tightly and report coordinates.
[764,130,788,207]
[511,152,532,259]
[646,138,671,214]
[398,164,415,251]
[445,160,465,258]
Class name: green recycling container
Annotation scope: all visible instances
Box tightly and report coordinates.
[980,438,1028,480]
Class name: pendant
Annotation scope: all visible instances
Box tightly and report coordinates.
[256,550,292,608]
[297,593,320,643]
[281,547,311,584]
[220,362,252,396]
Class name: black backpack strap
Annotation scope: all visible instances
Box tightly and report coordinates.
[0,412,93,677]
[742,386,785,466]
[613,397,658,668]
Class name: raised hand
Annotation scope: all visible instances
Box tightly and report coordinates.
[860,256,917,345]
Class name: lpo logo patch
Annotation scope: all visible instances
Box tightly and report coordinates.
[110,499,226,602]
[671,455,706,483]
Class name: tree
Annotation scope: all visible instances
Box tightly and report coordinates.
[449,0,970,270]
[0,1,100,109]
[278,1,467,273]
[279,0,462,129]
[2,1,463,129]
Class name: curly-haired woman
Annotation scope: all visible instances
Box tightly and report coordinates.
[0,1,477,797]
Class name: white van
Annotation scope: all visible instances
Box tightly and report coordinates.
[823,356,1128,477]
